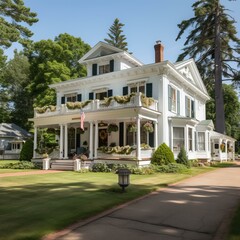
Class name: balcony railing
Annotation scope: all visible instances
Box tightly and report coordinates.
[34,92,158,118]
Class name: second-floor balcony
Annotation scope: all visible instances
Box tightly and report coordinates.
[34,92,158,118]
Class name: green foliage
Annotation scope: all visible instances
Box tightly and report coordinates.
[176,147,190,168]
[2,51,33,129]
[104,18,128,51]
[153,163,189,173]
[26,33,91,107]
[0,0,38,49]
[91,163,128,173]
[20,139,34,161]
[206,84,240,139]
[176,0,240,88]
[0,161,37,169]
[98,145,135,155]
[151,143,175,166]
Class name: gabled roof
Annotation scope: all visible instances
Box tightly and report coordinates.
[78,41,143,67]
[174,59,209,96]
[0,123,31,139]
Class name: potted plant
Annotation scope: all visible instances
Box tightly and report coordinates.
[107,123,119,133]
[143,121,154,133]
[128,123,137,133]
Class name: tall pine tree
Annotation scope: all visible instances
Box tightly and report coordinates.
[104,18,128,51]
[176,0,240,134]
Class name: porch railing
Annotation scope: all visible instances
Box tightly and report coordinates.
[34,93,158,118]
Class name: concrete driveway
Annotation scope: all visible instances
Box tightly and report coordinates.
[44,163,240,240]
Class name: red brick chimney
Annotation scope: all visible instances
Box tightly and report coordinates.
[154,40,164,63]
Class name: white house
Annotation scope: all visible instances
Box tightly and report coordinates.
[29,41,235,169]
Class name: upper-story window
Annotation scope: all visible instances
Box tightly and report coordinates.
[66,94,77,102]
[185,96,195,118]
[99,64,110,74]
[96,91,107,100]
[130,83,145,94]
[168,85,180,113]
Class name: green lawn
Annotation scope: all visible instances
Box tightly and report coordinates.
[227,202,240,240]
[0,167,215,240]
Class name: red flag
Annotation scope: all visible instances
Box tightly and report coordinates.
[80,112,85,130]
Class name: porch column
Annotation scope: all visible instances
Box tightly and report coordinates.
[94,121,98,159]
[59,124,64,159]
[89,121,93,159]
[136,116,141,160]
[33,126,38,158]
[154,121,158,150]
[64,124,68,159]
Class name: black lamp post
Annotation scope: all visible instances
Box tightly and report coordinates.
[116,168,131,192]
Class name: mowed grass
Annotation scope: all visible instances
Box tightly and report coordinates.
[0,167,217,240]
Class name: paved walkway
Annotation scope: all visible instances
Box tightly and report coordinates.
[43,163,240,240]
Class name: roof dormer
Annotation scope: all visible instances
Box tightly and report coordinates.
[79,41,143,77]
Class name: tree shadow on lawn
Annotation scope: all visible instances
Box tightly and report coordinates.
[0,177,168,240]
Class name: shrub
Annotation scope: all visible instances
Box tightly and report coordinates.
[129,166,155,175]
[151,143,175,165]
[176,147,190,168]
[154,163,188,173]
[0,161,37,169]
[20,139,34,161]
[91,163,128,172]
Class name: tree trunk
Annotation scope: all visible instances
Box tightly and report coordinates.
[214,0,225,134]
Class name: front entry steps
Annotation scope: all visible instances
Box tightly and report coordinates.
[50,160,74,171]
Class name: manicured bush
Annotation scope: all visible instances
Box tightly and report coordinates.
[91,163,112,172]
[0,161,37,169]
[151,143,175,165]
[154,163,188,173]
[20,139,34,161]
[176,147,190,168]
[129,166,155,175]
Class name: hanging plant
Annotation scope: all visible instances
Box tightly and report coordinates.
[36,105,56,114]
[107,123,119,133]
[143,122,154,133]
[128,123,137,133]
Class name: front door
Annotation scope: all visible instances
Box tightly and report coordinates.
[99,129,108,147]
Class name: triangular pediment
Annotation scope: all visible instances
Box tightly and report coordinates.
[79,41,123,63]
[174,59,208,96]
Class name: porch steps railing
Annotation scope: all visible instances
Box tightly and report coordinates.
[50,160,74,171]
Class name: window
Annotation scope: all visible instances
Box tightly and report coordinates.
[99,64,110,74]
[197,132,205,151]
[66,94,77,102]
[185,96,195,118]
[173,127,184,151]
[130,83,145,94]
[96,91,107,100]
[168,85,179,113]
[188,128,193,151]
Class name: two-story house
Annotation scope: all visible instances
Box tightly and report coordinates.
[30,41,235,168]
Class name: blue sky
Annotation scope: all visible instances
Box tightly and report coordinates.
[5,0,240,64]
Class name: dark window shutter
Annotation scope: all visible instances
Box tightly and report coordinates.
[177,90,180,115]
[168,85,171,111]
[92,64,97,76]
[146,83,153,97]
[77,94,82,102]
[119,122,124,146]
[191,100,195,118]
[89,92,94,100]
[108,89,113,97]
[110,60,114,72]
[61,96,65,104]
[123,86,128,95]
